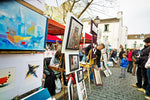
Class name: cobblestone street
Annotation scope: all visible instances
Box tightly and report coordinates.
[86,67,146,100]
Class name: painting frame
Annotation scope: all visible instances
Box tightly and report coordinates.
[0,1,48,51]
[69,54,79,72]
[77,69,84,83]
[93,68,103,86]
[66,16,83,50]
[68,78,74,100]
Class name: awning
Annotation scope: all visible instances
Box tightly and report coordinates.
[80,33,92,44]
[47,19,65,35]
[47,34,62,43]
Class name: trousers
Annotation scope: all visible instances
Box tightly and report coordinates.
[121,67,127,78]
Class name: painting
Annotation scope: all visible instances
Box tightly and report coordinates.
[77,69,84,83]
[68,78,74,100]
[79,80,85,91]
[0,1,48,51]
[69,54,79,72]
[82,90,87,100]
[66,16,83,50]
[0,67,16,93]
[104,70,110,77]
[93,68,103,86]
[91,35,97,58]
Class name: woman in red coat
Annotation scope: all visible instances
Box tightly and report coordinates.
[127,49,134,73]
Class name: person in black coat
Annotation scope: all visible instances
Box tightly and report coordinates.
[119,48,125,60]
[132,37,150,92]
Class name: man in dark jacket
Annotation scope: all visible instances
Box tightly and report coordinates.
[119,48,125,60]
[85,43,105,82]
[132,37,150,92]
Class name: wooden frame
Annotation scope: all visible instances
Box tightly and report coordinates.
[69,54,79,72]
[93,68,103,86]
[66,16,83,50]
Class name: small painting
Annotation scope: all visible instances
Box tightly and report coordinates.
[77,69,83,83]
[93,68,103,86]
[66,16,83,50]
[69,54,79,72]
[0,67,16,92]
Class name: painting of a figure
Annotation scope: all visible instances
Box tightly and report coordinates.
[66,16,83,50]
[0,1,47,50]
[77,69,83,83]
[69,54,79,72]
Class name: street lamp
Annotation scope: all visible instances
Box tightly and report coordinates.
[134,41,137,49]
[94,16,100,25]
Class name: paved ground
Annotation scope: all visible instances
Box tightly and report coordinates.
[86,66,146,100]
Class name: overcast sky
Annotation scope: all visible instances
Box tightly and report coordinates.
[120,0,150,34]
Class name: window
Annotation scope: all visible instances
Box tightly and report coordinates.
[104,24,109,31]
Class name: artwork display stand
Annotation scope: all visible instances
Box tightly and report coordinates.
[80,50,94,93]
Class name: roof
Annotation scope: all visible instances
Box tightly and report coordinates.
[47,19,65,35]
[100,18,120,23]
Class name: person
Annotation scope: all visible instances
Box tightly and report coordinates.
[127,49,133,73]
[50,50,61,66]
[131,48,140,76]
[110,49,117,60]
[119,53,129,78]
[55,40,62,51]
[79,48,85,61]
[119,48,125,60]
[85,43,105,82]
[145,53,150,99]
[132,37,150,92]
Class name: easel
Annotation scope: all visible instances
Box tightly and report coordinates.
[80,50,95,93]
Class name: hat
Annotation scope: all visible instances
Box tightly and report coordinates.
[143,37,150,43]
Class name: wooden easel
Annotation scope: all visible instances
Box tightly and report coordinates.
[80,50,95,93]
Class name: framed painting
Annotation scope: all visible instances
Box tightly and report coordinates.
[0,1,48,51]
[77,69,84,83]
[69,54,79,72]
[93,68,103,86]
[66,16,83,50]
[68,78,74,100]
[104,70,110,77]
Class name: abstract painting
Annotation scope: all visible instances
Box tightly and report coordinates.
[66,16,83,50]
[0,1,48,51]
[0,67,16,92]
[69,54,79,72]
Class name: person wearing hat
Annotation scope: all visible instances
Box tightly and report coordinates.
[132,37,150,93]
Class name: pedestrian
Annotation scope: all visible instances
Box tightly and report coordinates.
[119,53,129,78]
[131,37,150,93]
[127,49,133,73]
[85,43,105,82]
[131,48,140,76]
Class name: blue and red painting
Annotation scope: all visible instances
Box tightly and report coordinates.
[0,1,48,50]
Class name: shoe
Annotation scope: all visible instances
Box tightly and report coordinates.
[131,84,138,88]
[137,88,146,93]
[145,96,150,100]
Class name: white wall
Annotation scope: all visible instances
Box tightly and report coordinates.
[127,39,145,49]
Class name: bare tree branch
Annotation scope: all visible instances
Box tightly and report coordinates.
[70,0,75,12]
[77,0,94,18]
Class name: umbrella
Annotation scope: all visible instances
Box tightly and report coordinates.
[45,0,67,7]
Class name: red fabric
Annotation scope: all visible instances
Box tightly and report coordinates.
[0,77,7,84]
[67,73,76,84]
[47,34,62,41]
[85,33,92,40]
[128,51,133,61]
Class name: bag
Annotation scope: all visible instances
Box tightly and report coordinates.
[44,69,56,96]
[55,78,62,93]
[67,73,76,84]
[145,57,150,68]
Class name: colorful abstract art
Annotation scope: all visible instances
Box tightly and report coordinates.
[0,67,16,92]
[25,64,39,78]
[0,1,48,50]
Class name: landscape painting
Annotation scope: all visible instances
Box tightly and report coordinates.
[0,1,48,50]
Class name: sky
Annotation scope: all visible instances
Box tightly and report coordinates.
[119,0,150,34]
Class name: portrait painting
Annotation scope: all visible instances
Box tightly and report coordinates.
[66,16,83,50]
[77,69,84,83]
[69,54,79,72]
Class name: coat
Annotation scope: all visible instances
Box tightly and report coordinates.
[128,51,133,61]
[120,57,129,68]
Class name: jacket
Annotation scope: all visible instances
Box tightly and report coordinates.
[85,44,101,68]
[119,50,125,59]
[128,51,133,61]
[120,57,129,68]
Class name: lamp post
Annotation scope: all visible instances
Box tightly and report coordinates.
[94,16,100,25]
[140,33,145,39]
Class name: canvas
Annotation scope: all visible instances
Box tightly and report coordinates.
[104,70,110,77]
[93,68,103,86]
[0,1,48,51]
[0,67,16,93]
[69,54,79,72]
[66,16,83,50]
